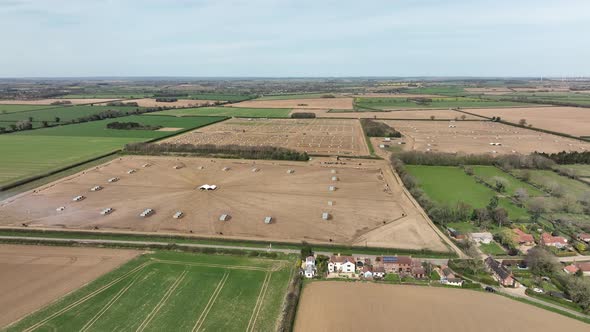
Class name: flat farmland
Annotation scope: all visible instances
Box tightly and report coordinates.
[0,99,118,106]
[118,98,217,108]
[355,97,535,110]
[0,105,140,128]
[232,97,354,110]
[6,251,293,332]
[383,120,590,155]
[0,104,55,114]
[406,165,529,220]
[150,106,292,118]
[0,116,224,187]
[314,108,479,120]
[294,282,589,332]
[163,118,369,156]
[0,156,449,251]
[0,244,139,328]
[465,106,590,137]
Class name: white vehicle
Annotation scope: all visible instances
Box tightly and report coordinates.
[532,287,544,293]
[108,177,119,183]
[90,185,103,191]
[127,169,136,174]
[101,208,113,215]
[173,211,184,219]
[56,206,65,212]
[140,208,154,217]
[72,195,85,202]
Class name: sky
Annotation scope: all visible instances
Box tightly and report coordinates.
[0,0,589,77]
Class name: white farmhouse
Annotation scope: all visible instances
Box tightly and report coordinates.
[328,254,356,273]
[304,256,316,278]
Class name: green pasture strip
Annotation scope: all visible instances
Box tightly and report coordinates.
[470,166,546,197]
[406,165,529,220]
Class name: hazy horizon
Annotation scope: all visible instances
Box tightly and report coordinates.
[1,0,589,77]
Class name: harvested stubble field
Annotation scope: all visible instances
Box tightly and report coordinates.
[115,98,217,108]
[382,119,590,155]
[0,156,448,251]
[163,118,369,156]
[294,282,589,332]
[6,250,292,332]
[313,108,480,120]
[465,106,590,137]
[0,244,139,328]
[231,97,354,109]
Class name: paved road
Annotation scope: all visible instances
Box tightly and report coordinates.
[0,236,449,265]
[558,255,590,262]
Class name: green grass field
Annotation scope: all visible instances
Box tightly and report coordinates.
[12,115,224,138]
[0,135,139,187]
[5,251,294,332]
[479,242,506,255]
[470,166,545,197]
[355,97,534,110]
[406,165,529,220]
[0,104,55,114]
[401,86,468,96]
[511,169,589,199]
[0,115,224,187]
[483,92,590,107]
[149,107,291,118]
[557,164,590,177]
[0,105,140,128]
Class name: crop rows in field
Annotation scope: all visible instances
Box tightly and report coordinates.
[6,251,293,332]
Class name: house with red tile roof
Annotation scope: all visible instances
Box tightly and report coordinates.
[540,233,568,249]
[577,233,590,243]
[564,262,590,276]
[513,228,534,245]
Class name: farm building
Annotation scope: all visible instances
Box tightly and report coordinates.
[470,232,493,244]
[304,256,316,278]
[381,256,412,274]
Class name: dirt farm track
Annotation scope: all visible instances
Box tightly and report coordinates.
[0,244,138,327]
[294,282,589,332]
[0,156,447,252]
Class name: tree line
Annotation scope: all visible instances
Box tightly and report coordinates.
[534,151,590,164]
[107,122,162,130]
[360,119,402,137]
[124,142,310,161]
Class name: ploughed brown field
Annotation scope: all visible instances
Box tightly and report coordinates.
[464,106,590,137]
[0,98,118,105]
[230,97,354,109]
[162,118,370,156]
[116,98,218,108]
[0,156,448,251]
[311,108,479,120]
[382,119,590,155]
[294,282,589,332]
[0,244,139,328]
